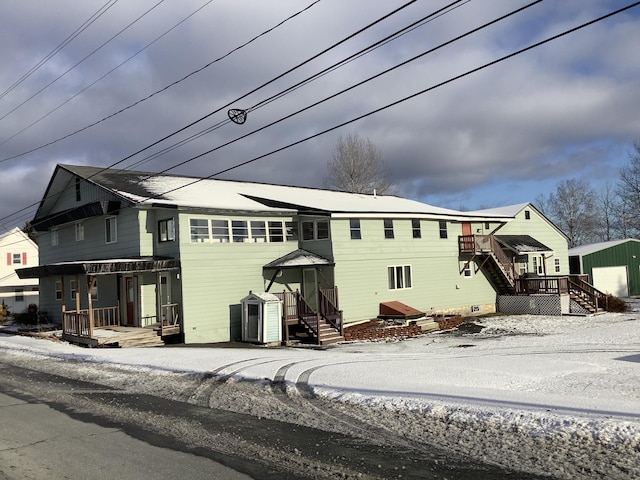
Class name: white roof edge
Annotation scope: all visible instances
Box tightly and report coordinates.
[569,238,640,256]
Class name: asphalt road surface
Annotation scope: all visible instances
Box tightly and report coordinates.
[0,359,550,479]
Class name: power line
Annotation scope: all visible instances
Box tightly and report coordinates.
[0,0,167,124]
[0,0,322,162]
[0,0,119,101]
[0,0,217,152]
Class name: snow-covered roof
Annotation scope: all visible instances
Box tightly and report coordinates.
[467,202,530,217]
[264,249,333,269]
[58,164,503,218]
[568,238,640,257]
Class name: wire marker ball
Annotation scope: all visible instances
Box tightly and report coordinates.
[228,108,248,124]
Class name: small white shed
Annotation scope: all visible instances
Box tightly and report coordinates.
[241,292,283,344]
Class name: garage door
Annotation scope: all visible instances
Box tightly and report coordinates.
[592,266,629,297]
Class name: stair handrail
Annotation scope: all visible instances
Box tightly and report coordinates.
[568,276,608,311]
[296,291,320,341]
[318,288,343,335]
[486,236,515,285]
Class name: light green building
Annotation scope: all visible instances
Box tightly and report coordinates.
[20,164,576,346]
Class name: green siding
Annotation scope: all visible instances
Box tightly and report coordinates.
[580,241,640,296]
[331,217,497,323]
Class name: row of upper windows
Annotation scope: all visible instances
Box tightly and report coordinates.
[50,217,117,246]
[350,219,450,240]
[188,219,299,243]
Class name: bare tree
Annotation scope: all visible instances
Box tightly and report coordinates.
[596,181,621,241]
[323,133,394,194]
[617,141,640,237]
[543,179,599,248]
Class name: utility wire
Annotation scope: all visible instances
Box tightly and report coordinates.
[0,0,217,152]
[0,0,166,123]
[0,0,414,164]
[125,0,469,172]
[0,0,321,162]
[0,0,119,101]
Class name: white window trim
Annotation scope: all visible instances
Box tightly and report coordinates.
[105,216,117,244]
[51,228,59,246]
[388,264,412,290]
[75,222,84,241]
[460,260,473,278]
[190,218,294,244]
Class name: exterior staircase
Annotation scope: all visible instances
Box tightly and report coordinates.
[459,235,515,294]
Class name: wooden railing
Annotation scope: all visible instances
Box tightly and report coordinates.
[296,292,320,344]
[319,287,343,335]
[160,303,181,335]
[63,305,120,338]
[459,235,515,285]
[568,276,609,311]
[515,276,569,295]
[273,291,298,324]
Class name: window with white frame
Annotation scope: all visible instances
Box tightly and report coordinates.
[460,260,473,278]
[412,219,421,239]
[250,221,267,242]
[190,219,209,242]
[91,280,98,301]
[286,221,298,241]
[12,253,22,264]
[350,219,361,240]
[211,220,229,242]
[158,218,175,242]
[232,220,249,243]
[70,279,77,300]
[388,265,412,290]
[55,281,62,301]
[105,216,117,243]
[51,228,59,246]
[383,219,394,239]
[554,258,560,273]
[268,221,284,242]
[75,222,84,241]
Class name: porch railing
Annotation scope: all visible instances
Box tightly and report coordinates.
[160,303,181,335]
[514,276,569,295]
[568,276,608,311]
[296,292,320,344]
[319,287,343,335]
[63,305,120,338]
[459,234,514,285]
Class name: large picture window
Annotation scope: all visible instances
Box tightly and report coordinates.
[388,265,412,290]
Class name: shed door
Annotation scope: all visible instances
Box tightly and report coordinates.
[592,266,628,297]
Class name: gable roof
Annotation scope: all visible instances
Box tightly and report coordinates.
[568,238,640,257]
[39,164,514,220]
[0,227,37,249]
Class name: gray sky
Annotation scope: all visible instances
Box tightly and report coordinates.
[0,0,638,230]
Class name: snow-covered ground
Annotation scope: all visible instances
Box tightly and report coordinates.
[1,307,639,479]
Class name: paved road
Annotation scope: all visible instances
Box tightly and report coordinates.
[0,360,549,479]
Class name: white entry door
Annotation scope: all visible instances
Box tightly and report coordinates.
[592,266,629,297]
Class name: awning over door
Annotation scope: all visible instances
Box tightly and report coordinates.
[495,235,552,254]
[16,257,181,279]
[263,249,333,270]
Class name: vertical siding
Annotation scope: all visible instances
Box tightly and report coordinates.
[582,241,640,296]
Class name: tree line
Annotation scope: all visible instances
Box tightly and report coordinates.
[535,142,640,248]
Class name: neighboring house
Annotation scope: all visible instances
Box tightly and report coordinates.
[0,227,39,314]
[18,164,575,346]
[569,239,640,297]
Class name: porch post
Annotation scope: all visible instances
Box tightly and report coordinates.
[87,275,96,338]
[157,271,162,326]
[60,276,66,333]
[75,275,81,312]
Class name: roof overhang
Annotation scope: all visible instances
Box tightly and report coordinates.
[496,235,553,254]
[263,249,333,269]
[16,257,180,279]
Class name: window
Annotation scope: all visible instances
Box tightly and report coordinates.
[250,221,267,243]
[350,219,361,240]
[105,216,117,243]
[12,253,22,264]
[460,261,473,278]
[232,220,249,243]
[388,265,412,290]
[70,279,77,300]
[15,288,24,302]
[484,222,490,230]
[75,222,84,241]
[158,218,176,242]
[75,177,81,201]
[412,219,421,239]
[268,221,284,242]
[190,219,209,243]
[384,219,394,239]
[55,281,62,301]
[301,219,329,241]
[439,220,448,239]
[51,228,59,246]
[524,210,531,220]
[286,221,298,241]
[554,258,560,273]
[211,220,229,242]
